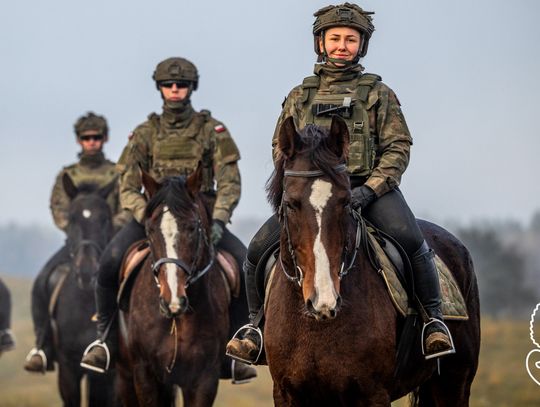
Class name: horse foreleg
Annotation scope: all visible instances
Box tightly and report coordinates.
[57,362,82,407]
[132,363,174,407]
[181,373,219,407]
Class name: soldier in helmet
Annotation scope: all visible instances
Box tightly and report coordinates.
[79,57,257,383]
[227,2,455,363]
[24,112,131,373]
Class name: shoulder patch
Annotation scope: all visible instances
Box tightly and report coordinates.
[214,124,226,133]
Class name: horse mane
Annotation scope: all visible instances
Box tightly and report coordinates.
[145,176,206,220]
[266,124,348,212]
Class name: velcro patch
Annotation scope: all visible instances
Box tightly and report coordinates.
[214,124,226,133]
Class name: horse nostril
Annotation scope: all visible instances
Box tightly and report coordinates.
[329,309,337,319]
[306,299,316,314]
[336,295,342,309]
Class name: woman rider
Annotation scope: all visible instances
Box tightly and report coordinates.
[79,57,256,383]
[227,2,454,363]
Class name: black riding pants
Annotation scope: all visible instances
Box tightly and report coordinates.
[245,188,425,317]
[0,277,12,331]
[30,245,71,347]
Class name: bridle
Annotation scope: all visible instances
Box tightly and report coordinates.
[150,215,215,290]
[69,240,104,259]
[278,163,363,287]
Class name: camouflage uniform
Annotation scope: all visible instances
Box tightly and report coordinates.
[272,63,412,197]
[51,152,131,231]
[116,111,241,225]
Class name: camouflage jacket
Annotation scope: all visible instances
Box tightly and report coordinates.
[116,110,241,224]
[272,64,413,197]
[50,152,132,232]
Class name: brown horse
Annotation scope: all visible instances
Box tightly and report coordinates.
[264,116,480,406]
[116,168,230,406]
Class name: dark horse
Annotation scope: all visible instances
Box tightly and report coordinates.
[264,116,480,406]
[116,167,230,406]
[54,174,117,407]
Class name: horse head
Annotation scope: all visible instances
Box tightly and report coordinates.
[142,165,214,319]
[268,116,354,321]
[63,173,115,290]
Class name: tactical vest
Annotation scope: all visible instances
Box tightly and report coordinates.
[64,158,118,212]
[148,112,215,192]
[300,73,381,176]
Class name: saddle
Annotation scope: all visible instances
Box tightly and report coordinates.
[117,239,241,311]
[258,227,469,321]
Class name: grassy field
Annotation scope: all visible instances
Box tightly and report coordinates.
[1,274,539,406]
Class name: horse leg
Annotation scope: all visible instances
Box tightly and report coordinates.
[86,370,117,407]
[132,363,174,407]
[117,368,139,407]
[181,373,219,407]
[57,361,82,407]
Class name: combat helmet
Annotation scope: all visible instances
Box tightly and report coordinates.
[313,3,375,62]
[152,57,199,91]
[74,112,108,138]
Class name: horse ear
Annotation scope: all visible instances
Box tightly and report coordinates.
[186,162,203,196]
[62,173,79,200]
[278,116,300,159]
[141,167,161,199]
[98,177,118,200]
[329,115,350,159]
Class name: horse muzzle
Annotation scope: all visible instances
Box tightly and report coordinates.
[306,294,342,321]
[159,295,189,318]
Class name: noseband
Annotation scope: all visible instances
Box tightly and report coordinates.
[279,163,362,286]
[151,218,215,289]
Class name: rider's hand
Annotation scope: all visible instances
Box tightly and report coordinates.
[351,185,377,211]
[211,220,225,245]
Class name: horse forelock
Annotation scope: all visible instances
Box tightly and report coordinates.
[145,176,196,220]
[266,124,348,212]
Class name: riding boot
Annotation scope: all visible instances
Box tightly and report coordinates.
[226,259,264,364]
[0,329,15,354]
[80,284,118,373]
[412,241,455,359]
[24,274,57,373]
[23,325,55,373]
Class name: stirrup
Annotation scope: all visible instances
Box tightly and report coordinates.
[421,318,456,360]
[80,340,111,373]
[25,348,47,373]
[226,324,264,365]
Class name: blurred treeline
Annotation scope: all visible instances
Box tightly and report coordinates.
[455,211,540,319]
[1,211,540,318]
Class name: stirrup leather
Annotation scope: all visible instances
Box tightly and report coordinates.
[25,348,47,373]
[226,324,264,365]
[421,318,456,360]
[80,340,111,373]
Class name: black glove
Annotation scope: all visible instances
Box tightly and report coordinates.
[351,185,377,211]
[211,219,225,245]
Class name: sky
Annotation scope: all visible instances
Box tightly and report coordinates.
[1,0,539,230]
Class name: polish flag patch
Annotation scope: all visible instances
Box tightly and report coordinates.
[214,124,226,133]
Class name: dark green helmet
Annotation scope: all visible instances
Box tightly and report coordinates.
[313,3,375,60]
[152,57,199,90]
[74,112,108,138]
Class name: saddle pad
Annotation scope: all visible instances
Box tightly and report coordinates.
[216,251,240,298]
[368,233,469,320]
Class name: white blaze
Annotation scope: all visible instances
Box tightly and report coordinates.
[82,209,92,218]
[160,207,181,312]
[309,179,337,311]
